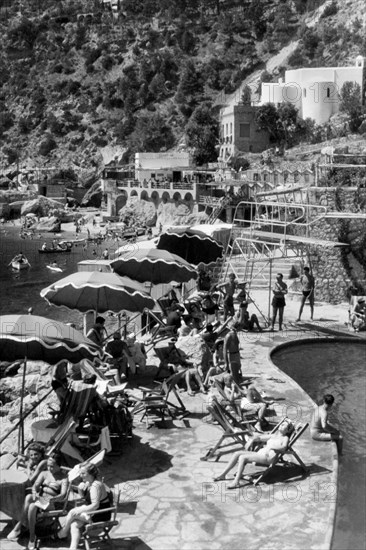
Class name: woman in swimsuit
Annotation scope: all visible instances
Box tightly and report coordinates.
[16,442,48,486]
[57,463,112,550]
[213,419,294,489]
[8,451,68,549]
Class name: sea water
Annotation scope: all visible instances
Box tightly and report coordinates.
[271,341,366,550]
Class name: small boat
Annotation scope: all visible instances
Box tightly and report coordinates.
[59,238,85,246]
[10,255,31,270]
[47,264,63,273]
[39,246,71,254]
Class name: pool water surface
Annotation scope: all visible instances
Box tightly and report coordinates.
[271,340,366,550]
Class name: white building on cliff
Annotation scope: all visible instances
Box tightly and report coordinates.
[260,55,365,124]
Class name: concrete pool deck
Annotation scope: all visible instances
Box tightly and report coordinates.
[0,294,359,550]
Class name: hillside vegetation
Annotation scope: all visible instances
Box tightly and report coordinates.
[0,0,365,182]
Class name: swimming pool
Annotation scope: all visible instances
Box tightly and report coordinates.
[271,338,366,550]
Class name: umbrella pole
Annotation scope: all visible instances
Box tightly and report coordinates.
[18,357,27,454]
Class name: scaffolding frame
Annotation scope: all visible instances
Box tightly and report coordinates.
[219,197,349,324]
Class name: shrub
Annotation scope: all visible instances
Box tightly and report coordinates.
[321,1,338,19]
[38,134,57,156]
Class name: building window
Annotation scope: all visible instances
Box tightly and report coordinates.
[283,171,288,183]
[327,87,330,98]
[226,123,228,135]
[230,122,232,134]
[253,173,259,181]
[303,88,306,98]
[293,171,299,183]
[239,123,250,138]
[304,173,310,183]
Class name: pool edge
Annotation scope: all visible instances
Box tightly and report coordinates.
[266,337,357,550]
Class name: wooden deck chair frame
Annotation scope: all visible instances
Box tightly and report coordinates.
[251,422,309,486]
[144,309,177,345]
[46,418,77,455]
[79,488,120,550]
[200,397,256,462]
[212,378,243,417]
[34,467,75,548]
[131,370,188,428]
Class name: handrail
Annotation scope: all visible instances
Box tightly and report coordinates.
[0,388,53,447]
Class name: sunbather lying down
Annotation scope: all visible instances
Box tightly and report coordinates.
[213,418,294,489]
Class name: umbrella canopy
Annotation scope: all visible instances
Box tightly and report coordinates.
[0,314,101,364]
[156,228,224,266]
[111,248,197,285]
[114,239,158,257]
[40,272,155,314]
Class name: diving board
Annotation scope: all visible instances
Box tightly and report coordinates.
[239,229,348,248]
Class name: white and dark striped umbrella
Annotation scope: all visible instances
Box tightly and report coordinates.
[40,271,155,314]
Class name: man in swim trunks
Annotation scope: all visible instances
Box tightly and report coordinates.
[310,394,343,454]
[223,322,242,385]
[296,266,315,322]
[217,273,238,320]
[271,273,287,331]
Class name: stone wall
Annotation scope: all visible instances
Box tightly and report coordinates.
[308,187,366,303]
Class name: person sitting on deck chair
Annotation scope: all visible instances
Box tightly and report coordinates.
[213,419,294,489]
[105,332,130,382]
[234,301,262,332]
[240,384,273,433]
[350,297,366,332]
[158,339,206,396]
[86,317,106,347]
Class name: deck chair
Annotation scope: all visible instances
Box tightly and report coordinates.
[212,378,244,416]
[144,308,177,344]
[79,488,120,550]
[130,370,188,428]
[200,397,256,462]
[44,418,85,462]
[57,380,98,427]
[34,467,76,548]
[250,422,309,486]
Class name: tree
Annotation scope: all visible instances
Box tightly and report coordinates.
[175,60,203,118]
[255,102,301,148]
[129,113,175,152]
[255,103,279,143]
[185,102,219,165]
[339,81,365,132]
[240,85,252,105]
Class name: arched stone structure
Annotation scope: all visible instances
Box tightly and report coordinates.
[151,191,159,206]
[130,190,138,198]
[173,192,181,202]
[141,190,149,201]
[184,193,193,202]
[116,192,127,214]
[162,191,170,203]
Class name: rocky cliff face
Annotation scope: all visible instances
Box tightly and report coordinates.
[1,0,363,176]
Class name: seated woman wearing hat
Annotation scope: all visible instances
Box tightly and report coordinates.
[350,297,366,331]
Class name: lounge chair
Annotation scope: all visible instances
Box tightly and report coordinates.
[248,421,309,485]
[144,308,177,345]
[200,397,256,461]
[129,370,189,428]
[78,488,120,550]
